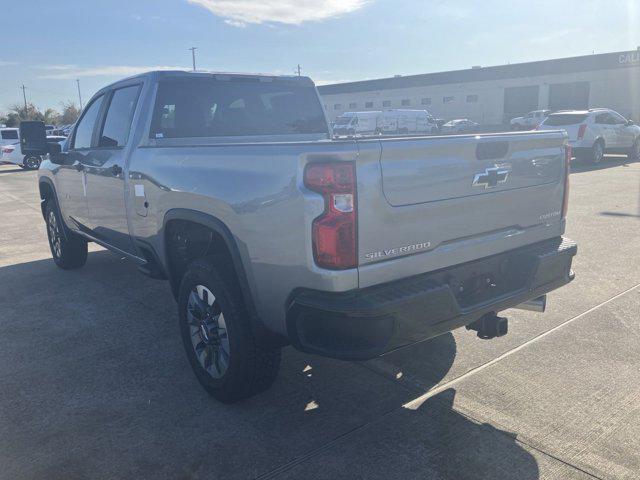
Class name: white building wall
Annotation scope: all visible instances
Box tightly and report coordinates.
[320,63,640,125]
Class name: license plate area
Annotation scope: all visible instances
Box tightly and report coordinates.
[430,251,537,309]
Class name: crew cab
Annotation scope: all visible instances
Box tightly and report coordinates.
[32,71,576,403]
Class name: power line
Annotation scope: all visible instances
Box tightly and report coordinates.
[189,47,198,71]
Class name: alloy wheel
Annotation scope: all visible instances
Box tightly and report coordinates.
[25,156,40,169]
[187,285,230,379]
[593,142,604,163]
[47,210,62,258]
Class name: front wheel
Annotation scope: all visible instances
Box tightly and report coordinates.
[178,257,281,403]
[45,202,88,269]
[22,155,42,170]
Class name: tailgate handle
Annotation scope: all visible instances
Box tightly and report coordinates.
[476,142,509,161]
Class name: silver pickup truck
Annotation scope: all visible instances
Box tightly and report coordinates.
[35,71,576,403]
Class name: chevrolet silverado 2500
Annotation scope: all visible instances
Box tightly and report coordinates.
[35,71,576,403]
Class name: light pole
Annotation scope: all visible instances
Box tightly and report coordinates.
[20,85,27,111]
[189,47,198,71]
[76,79,83,110]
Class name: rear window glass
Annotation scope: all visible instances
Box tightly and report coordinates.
[1,130,19,140]
[150,77,328,138]
[543,114,588,126]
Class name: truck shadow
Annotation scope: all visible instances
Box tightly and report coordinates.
[0,250,539,480]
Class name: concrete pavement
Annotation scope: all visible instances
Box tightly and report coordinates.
[0,157,638,479]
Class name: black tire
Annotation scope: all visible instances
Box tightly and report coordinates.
[45,201,88,269]
[22,155,42,170]
[629,138,640,160]
[587,140,605,164]
[178,257,281,403]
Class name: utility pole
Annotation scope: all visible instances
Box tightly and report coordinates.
[20,85,27,111]
[189,47,198,71]
[76,79,83,110]
[295,64,302,76]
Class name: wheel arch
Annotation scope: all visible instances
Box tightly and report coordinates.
[39,178,71,241]
[161,209,285,347]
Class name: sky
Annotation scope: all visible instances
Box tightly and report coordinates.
[1,0,639,114]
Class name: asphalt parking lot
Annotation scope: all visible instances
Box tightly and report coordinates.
[0,157,639,480]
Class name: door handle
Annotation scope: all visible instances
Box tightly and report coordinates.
[111,164,123,176]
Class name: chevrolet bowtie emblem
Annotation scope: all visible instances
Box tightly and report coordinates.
[472,166,510,189]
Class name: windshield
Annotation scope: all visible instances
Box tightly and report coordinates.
[334,116,354,125]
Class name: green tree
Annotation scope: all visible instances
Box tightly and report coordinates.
[43,108,60,125]
[1,103,45,126]
[59,101,80,125]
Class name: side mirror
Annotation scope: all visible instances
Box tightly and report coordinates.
[627,119,635,126]
[19,121,47,156]
[46,141,69,165]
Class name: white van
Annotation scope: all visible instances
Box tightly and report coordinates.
[332,111,382,136]
[0,128,20,147]
[381,110,438,135]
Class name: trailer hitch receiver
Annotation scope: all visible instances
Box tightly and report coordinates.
[466,312,508,340]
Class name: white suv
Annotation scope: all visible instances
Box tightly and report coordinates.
[510,110,550,130]
[538,109,640,164]
[0,128,20,147]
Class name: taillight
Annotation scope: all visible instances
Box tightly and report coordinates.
[577,124,587,140]
[562,145,571,219]
[304,162,357,269]
[1,146,14,154]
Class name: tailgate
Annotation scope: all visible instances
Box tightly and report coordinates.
[355,131,568,288]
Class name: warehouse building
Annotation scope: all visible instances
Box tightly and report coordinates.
[318,48,640,126]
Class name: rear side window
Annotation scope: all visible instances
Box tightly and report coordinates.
[73,95,105,149]
[1,130,19,140]
[99,85,141,147]
[150,77,328,138]
[543,114,588,126]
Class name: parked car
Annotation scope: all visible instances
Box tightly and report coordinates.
[511,110,551,130]
[1,128,20,147]
[1,136,67,170]
[33,70,576,403]
[332,111,382,136]
[381,109,439,135]
[439,119,479,134]
[537,108,640,164]
[61,124,75,136]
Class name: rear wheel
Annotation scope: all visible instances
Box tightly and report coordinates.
[629,138,640,160]
[588,140,605,164]
[178,257,281,403]
[45,202,88,269]
[22,155,42,170]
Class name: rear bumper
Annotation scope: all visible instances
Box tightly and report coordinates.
[286,237,577,360]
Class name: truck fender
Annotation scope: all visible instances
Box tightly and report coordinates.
[161,209,287,348]
[38,177,70,241]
